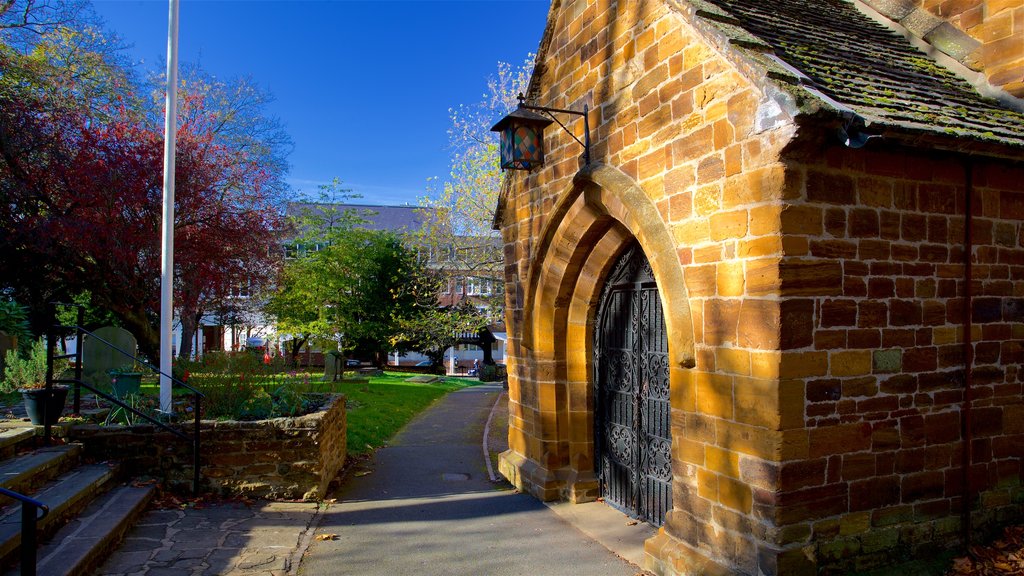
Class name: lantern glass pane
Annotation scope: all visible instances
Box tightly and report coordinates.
[500,128,515,169]
[513,125,542,169]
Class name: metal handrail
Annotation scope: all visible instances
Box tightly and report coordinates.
[45,304,205,493]
[0,487,49,576]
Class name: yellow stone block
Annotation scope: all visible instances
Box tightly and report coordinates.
[697,468,719,500]
[674,218,710,245]
[779,351,828,378]
[709,209,749,241]
[719,475,753,512]
[750,351,781,379]
[780,429,810,460]
[684,264,717,298]
[693,183,722,216]
[830,350,872,377]
[739,236,783,258]
[840,511,872,536]
[694,245,723,264]
[670,367,696,411]
[780,205,823,235]
[932,326,961,345]
[695,371,734,419]
[749,204,782,236]
[705,445,739,478]
[716,347,750,375]
[779,379,806,430]
[675,437,705,465]
[746,257,782,296]
[733,375,780,429]
[716,261,745,297]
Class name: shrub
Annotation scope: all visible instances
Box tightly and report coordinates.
[0,300,31,354]
[1,339,67,392]
[478,363,507,383]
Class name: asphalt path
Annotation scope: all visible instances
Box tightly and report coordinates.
[298,383,641,576]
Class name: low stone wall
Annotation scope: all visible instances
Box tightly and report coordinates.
[67,394,346,500]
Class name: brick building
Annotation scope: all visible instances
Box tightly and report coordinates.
[495,0,1024,574]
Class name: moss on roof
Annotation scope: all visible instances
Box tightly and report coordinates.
[697,0,1024,147]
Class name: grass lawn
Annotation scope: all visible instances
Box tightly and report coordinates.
[337,372,473,456]
[138,370,472,456]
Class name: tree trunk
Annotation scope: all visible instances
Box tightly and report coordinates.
[288,336,308,367]
[178,310,203,360]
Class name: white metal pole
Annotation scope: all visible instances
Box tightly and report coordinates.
[159,0,180,413]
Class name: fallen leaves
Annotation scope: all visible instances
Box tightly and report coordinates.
[315,533,338,541]
[948,526,1024,575]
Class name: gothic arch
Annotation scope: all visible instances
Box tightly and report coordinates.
[522,163,696,369]
[515,163,696,492]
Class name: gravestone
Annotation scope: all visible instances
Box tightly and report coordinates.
[0,331,16,380]
[323,350,342,382]
[82,326,137,384]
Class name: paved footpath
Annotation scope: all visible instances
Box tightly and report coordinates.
[298,383,643,576]
[94,501,320,576]
[95,383,644,576]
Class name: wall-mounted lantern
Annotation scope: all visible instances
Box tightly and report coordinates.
[490,93,591,171]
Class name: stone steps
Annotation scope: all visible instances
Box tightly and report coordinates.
[0,445,83,498]
[30,484,155,576]
[0,463,118,567]
[0,427,155,575]
[0,429,35,461]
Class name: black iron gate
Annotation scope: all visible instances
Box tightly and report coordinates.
[595,243,672,527]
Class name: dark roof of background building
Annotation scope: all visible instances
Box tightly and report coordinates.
[286,203,434,233]
[693,0,1024,147]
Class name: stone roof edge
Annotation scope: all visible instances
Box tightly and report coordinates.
[524,0,563,103]
[666,0,832,121]
[857,0,979,67]
[495,2,560,231]
[851,0,1024,114]
[680,0,1024,151]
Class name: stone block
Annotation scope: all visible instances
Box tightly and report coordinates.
[779,260,844,296]
[831,350,872,377]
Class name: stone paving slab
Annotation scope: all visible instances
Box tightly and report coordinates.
[94,501,321,576]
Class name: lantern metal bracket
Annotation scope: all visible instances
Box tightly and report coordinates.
[515,93,591,167]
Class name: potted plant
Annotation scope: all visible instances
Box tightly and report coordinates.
[108,363,144,398]
[1,339,69,426]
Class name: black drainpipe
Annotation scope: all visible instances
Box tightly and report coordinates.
[960,158,974,548]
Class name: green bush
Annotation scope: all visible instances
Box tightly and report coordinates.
[1,339,67,392]
[0,300,32,354]
[478,363,507,383]
[186,358,321,421]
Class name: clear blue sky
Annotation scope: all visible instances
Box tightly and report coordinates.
[91,0,550,205]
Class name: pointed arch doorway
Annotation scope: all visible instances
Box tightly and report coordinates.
[594,241,672,527]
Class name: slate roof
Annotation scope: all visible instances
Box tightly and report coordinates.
[693,0,1024,147]
[286,203,433,233]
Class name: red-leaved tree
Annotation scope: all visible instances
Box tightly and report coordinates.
[0,28,284,360]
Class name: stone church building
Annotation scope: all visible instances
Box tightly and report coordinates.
[495,0,1024,574]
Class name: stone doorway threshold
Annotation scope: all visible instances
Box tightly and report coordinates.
[545,499,656,569]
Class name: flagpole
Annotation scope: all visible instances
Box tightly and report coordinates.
[159,0,180,413]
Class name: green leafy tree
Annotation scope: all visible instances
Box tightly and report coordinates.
[414,54,534,319]
[391,300,489,373]
[266,188,437,367]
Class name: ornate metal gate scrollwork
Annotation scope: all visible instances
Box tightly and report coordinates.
[595,243,672,527]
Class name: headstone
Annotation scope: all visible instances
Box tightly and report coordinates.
[0,331,16,379]
[82,326,137,385]
[323,350,342,382]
